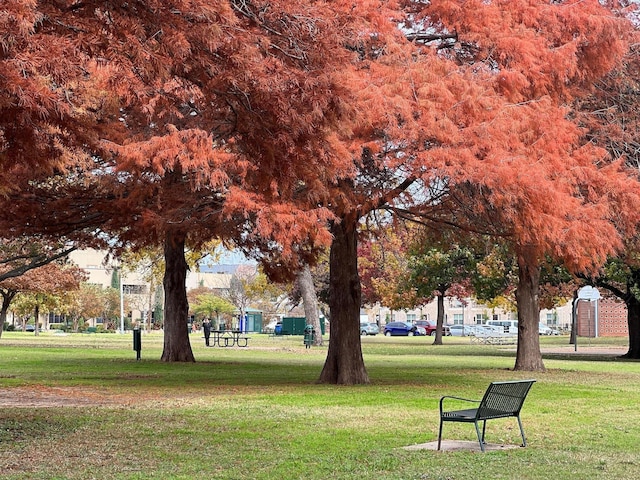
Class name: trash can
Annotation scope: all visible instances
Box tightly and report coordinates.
[133,328,141,361]
[303,325,315,348]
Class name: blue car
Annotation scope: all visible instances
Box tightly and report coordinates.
[360,322,380,336]
[384,321,418,336]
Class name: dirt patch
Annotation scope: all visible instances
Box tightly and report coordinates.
[0,386,137,408]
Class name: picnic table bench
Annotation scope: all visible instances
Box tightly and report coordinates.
[438,379,535,452]
[470,332,517,345]
[211,330,250,347]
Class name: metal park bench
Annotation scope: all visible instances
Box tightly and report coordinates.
[438,379,535,452]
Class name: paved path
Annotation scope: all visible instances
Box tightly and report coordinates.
[403,440,520,452]
[540,345,628,356]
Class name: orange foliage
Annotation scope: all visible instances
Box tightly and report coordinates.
[3,1,639,281]
[1,262,85,294]
[1,1,389,260]
[342,0,640,276]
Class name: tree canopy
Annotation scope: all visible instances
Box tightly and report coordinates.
[3,1,640,380]
[317,0,639,379]
[1,0,381,362]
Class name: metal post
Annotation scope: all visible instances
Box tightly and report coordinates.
[119,269,125,334]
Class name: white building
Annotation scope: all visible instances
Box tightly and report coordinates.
[363,297,572,330]
[65,249,234,328]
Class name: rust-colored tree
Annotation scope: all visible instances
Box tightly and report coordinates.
[573,38,640,358]
[0,262,84,336]
[318,0,637,379]
[407,0,639,371]
[0,1,110,195]
[0,1,376,361]
[0,238,80,337]
[4,1,639,379]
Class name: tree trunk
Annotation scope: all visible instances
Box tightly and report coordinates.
[514,246,545,371]
[621,295,640,359]
[433,290,445,345]
[161,231,195,362]
[298,264,323,346]
[569,291,578,345]
[318,218,369,385]
[34,303,40,336]
[0,290,17,339]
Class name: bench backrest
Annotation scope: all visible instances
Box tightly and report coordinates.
[476,380,535,420]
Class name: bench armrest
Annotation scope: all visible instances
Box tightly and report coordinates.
[439,395,480,414]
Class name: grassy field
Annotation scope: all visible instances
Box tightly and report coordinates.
[0,331,638,479]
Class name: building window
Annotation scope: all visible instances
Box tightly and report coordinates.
[406,313,416,322]
[123,284,148,295]
[475,314,484,324]
[546,312,557,326]
[453,314,464,325]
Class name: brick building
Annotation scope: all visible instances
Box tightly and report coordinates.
[576,296,627,337]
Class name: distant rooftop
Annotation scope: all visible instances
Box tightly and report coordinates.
[199,264,239,274]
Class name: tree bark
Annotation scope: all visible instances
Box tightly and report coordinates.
[514,246,545,371]
[161,231,195,362]
[433,291,445,345]
[298,264,323,346]
[621,295,640,359]
[318,218,369,385]
[34,303,40,336]
[569,291,578,345]
[0,290,17,339]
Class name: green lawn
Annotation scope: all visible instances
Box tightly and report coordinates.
[0,331,638,479]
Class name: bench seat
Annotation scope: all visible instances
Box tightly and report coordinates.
[438,379,535,452]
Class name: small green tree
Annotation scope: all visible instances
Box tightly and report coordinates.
[408,244,475,345]
[191,294,235,330]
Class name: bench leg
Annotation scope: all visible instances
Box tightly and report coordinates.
[474,421,486,453]
[517,416,527,447]
[481,419,487,445]
[437,419,444,450]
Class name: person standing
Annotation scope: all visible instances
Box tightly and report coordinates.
[203,318,212,347]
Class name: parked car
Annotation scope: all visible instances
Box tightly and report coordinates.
[414,326,428,336]
[539,323,560,335]
[384,321,418,336]
[449,324,478,337]
[414,320,451,336]
[24,324,36,332]
[360,322,380,336]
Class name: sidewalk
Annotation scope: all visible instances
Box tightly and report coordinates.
[540,345,628,356]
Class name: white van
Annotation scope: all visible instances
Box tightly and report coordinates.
[487,320,518,334]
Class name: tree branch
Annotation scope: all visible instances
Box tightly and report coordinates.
[0,246,77,283]
[405,32,457,44]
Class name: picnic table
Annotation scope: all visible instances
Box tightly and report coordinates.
[211,330,249,347]
[470,332,517,345]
